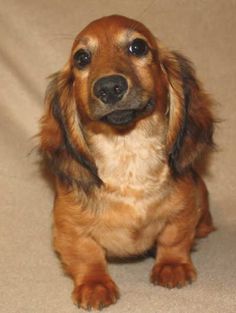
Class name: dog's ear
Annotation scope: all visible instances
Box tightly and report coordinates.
[40,63,102,191]
[159,46,215,176]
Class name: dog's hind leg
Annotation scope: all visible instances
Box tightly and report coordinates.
[195,177,216,239]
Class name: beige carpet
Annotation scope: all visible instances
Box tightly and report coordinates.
[1,0,236,312]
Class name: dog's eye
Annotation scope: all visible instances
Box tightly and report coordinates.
[73,49,91,69]
[128,38,149,57]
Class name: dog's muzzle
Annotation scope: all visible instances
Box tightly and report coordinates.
[92,74,155,127]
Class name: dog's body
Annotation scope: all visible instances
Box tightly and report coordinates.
[40,15,215,310]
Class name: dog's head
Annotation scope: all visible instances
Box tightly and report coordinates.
[40,15,215,190]
[71,15,167,128]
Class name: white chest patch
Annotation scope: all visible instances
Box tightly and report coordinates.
[90,116,168,197]
[87,117,170,256]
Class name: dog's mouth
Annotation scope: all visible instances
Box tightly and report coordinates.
[101,100,155,127]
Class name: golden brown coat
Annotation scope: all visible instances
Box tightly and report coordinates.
[40,15,215,310]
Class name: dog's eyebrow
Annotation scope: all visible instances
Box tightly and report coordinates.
[116,29,148,45]
[73,36,98,52]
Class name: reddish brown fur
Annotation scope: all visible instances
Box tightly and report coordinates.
[39,15,215,310]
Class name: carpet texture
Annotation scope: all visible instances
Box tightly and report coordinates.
[0,1,236,312]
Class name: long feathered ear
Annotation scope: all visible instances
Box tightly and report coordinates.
[40,63,102,191]
[159,46,215,175]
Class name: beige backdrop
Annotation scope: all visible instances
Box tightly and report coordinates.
[0,1,236,312]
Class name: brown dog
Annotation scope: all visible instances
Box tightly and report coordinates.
[40,15,215,310]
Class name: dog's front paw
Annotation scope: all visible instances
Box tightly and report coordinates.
[72,275,119,310]
[151,262,197,288]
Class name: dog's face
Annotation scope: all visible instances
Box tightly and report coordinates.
[40,15,215,189]
[70,15,167,128]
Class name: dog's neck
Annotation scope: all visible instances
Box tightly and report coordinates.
[87,114,169,190]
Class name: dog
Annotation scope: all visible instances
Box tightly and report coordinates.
[40,15,216,310]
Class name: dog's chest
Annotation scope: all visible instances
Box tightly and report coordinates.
[88,127,170,256]
[91,129,165,188]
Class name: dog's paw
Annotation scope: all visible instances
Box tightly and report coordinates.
[151,262,197,288]
[72,275,119,310]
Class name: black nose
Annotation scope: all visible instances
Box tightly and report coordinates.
[93,75,128,104]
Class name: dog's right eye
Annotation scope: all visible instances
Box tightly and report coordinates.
[73,49,91,69]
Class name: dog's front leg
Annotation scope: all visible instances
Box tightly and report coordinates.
[54,230,119,310]
[151,210,197,288]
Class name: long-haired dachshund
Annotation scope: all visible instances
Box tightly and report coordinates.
[40,15,215,310]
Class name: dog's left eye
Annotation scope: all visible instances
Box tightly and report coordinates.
[73,49,91,69]
[128,38,149,57]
